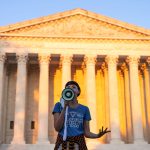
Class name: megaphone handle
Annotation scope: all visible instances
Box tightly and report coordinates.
[63,106,68,141]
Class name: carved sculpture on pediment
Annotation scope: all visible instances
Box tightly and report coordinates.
[10,15,143,38]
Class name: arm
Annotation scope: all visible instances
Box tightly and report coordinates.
[53,106,67,132]
[84,121,99,138]
[84,121,111,139]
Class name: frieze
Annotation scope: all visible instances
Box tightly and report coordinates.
[1,36,150,51]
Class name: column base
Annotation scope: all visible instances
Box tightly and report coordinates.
[11,138,25,144]
[133,139,146,144]
[87,139,101,149]
[37,138,50,144]
[0,136,2,144]
[110,139,124,144]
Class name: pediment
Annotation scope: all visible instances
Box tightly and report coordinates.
[1,8,150,38]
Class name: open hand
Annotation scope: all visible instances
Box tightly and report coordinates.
[97,126,111,138]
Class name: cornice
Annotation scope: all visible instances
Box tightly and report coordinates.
[0,8,150,35]
[0,34,150,41]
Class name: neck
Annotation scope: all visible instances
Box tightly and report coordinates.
[69,99,78,108]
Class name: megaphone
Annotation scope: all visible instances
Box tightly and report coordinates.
[62,88,75,101]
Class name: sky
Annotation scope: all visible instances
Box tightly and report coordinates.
[0,0,150,29]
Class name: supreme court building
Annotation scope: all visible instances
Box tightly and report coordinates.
[0,8,150,150]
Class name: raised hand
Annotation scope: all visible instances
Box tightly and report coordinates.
[97,126,111,138]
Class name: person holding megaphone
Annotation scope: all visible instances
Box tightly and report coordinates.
[52,81,110,150]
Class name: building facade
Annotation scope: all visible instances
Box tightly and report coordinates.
[0,8,150,149]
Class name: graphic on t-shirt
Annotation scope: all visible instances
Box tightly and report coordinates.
[67,111,83,128]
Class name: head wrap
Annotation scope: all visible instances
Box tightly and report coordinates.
[65,81,81,96]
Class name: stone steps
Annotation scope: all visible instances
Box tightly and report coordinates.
[0,143,150,150]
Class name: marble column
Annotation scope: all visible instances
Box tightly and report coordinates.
[121,63,133,143]
[143,60,150,143]
[12,54,28,144]
[84,55,97,133]
[118,69,127,142]
[37,54,51,144]
[84,55,99,148]
[60,54,72,89]
[105,55,121,143]
[127,56,144,143]
[0,53,6,144]
[139,66,147,141]
[101,63,110,143]
[147,58,150,143]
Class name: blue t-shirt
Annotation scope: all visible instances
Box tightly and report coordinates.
[52,102,91,137]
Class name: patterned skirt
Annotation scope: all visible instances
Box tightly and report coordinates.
[54,134,88,150]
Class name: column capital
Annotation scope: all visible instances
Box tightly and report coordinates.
[60,54,73,64]
[118,69,124,77]
[126,55,140,65]
[105,55,118,65]
[0,53,6,63]
[140,63,147,71]
[16,54,28,64]
[81,62,86,70]
[84,55,97,65]
[38,54,51,64]
[121,63,128,72]
[146,57,150,66]
[101,62,108,71]
[140,63,148,75]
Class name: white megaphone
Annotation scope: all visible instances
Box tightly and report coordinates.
[61,88,75,101]
[60,88,75,141]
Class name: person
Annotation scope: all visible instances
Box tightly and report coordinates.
[52,81,110,150]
